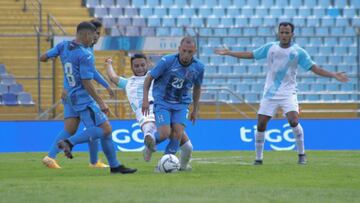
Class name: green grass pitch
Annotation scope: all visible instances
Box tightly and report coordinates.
[1,151,359,203]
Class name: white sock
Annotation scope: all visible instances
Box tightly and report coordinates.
[142,122,156,140]
[255,131,265,160]
[292,123,305,155]
[180,140,193,169]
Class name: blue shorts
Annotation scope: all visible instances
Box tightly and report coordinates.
[79,102,108,128]
[154,104,188,127]
[63,99,79,119]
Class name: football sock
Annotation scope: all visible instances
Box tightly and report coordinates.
[292,123,305,155]
[100,134,120,168]
[88,139,99,165]
[180,140,193,169]
[142,122,156,141]
[165,137,180,155]
[255,131,265,160]
[67,127,103,145]
[48,130,72,159]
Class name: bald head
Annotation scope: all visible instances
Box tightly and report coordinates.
[180,36,197,48]
[178,36,197,66]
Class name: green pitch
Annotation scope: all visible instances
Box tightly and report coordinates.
[1,151,359,203]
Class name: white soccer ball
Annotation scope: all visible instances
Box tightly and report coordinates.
[157,154,180,173]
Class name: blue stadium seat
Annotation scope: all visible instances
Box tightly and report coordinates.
[218,65,232,74]
[199,55,209,64]
[352,16,360,27]
[261,0,273,8]
[213,7,226,16]
[102,17,116,28]
[210,55,223,65]
[227,7,240,17]
[132,0,145,7]
[0,64,6,75]
[344,27,356,35]
[2,93,17,105]
[141,27,155,36]
[233,65,246,74]
[156,27,170,36]
[316,27,329,36]
[205,0,218,6]
[247,0,259,7]
[249,17,263,27]
[343,56,357,64]
[117,17,131,26]
[162,16,175,26]
[257,27,271,36]
[233,0,246,6]
[0,84,8,94]
[201,92,215,101]
[86,0,100,8]
[94,7,108,18]
[101,0,114,7]
[252,37,265,47]
[304,0,316,7]
[201,46,213,55]
[189,17,204,27]
[237,83,251,92]
[289,0,301,7]
[321,16,335,27]
[207,17,220,27]
[140,7,152,17]
[283,6,296,17]
[335,94,350,101]
[224,56,238,64]
[235,17,248,27]
[221,0,232,7]
[191,0,203,7]
[295,37,308,45]
[8,83,23,94]
[162,0,173,7]
[147,16,161,26]
[301,27,315,36]
[241,6,254,16]
[220,17,233,27]
[340,83,355,91]
[334,0,347,8]
[213,28,228,36]
[318,0,331,7]
[318,46,332,55]
[248,65,263,74]
[244,93,259,103]
[321,94,334,101]
[199,28,212,36]
[110,26,122,36]
[292,16,306,27]
[335,17,349,26]
[18,92,34,105]
[326,84,339,91]
[183,7,195,17]
[132,17,146,26]
[174,0,187,6]
[255,7,268,16]
[168,7,181,17]
[170,27,184,36]
[307,16,320,26]
[228,28,242,36]
[269,6,282,17]
[116,0,130,6]
[298,7,311,17]
[177,17,190,26]
[305,94,320,101]
[126,27,140,36]
[237,37,251,46]
[154,7,167,16]
[109,7,123,17]
[205,65,217,74]
[298,83,310,91]
[263,17,277,26]
[343,6,355,18]
[327,7,340,17]
[313,55,327,64]
[351,0,360,8]
[199,7,212,17]
[251,83,263,92]
[208,37,222,47]
[147,0,159,6]
[0,74,15,85]
[301,77,316,83]
[348,47,357,55]
[312,7,326,18]
[124,7,138,16]
[339,37,354,46]
[303,46,317,55]
[275,0,288,7]
[330,27,343,35]
[328,55,342,64]
[223,37,237,45]
[243,28,257,36]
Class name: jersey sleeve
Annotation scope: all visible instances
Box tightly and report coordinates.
[194,64,205,86]
[94,70,110,88]
[252,42,274,60]
[149,56,170,79]
[297,47,316,71]
[46,41,64,58]
[117,77,128,89]
[79,53,96,80]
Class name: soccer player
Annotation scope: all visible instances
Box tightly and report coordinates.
[104,53,193,170]
[142,36,204,166]
[215,22,349,165]
[49,21,136,174]
[40,19,111,169]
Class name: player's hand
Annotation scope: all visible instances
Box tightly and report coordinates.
[61,89,68,100]
[334,72,349,83]
[106,87,115,99]
[189,110,198,125]
[100,102,110,115]
[142,99,150,116]
[105,57,112,65]
[214,48,230,55]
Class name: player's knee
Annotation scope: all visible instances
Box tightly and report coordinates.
[100,122,112,136]
[289,119,299,127]
[257,123,267,132]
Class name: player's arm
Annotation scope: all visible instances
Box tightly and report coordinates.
[190,84,201,124]
[82,79,109,113]
[40,42,63,62]
[94,69,114,98]
[142,73,154,116]
[104,57,120,85]
[215,48,254,59]
[311,65,349,82]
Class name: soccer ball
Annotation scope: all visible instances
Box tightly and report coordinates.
[157,154,180,173]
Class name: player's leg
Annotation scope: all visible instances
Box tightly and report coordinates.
[255,99,277,165]
[164,108,187,155]
[179,131,192,171]
[283,96,306,164]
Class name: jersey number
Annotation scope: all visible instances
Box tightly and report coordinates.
[64,63,76,87]
[171,77,184,89]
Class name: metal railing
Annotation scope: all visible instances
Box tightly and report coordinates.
[23,0,42,32]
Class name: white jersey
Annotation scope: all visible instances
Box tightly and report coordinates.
[252,41,315,99]
[117,75,155,126]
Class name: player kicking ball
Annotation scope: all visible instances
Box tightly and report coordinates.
[215,22,349,165]
[104,53,192,171]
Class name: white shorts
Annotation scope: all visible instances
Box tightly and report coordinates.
[135,104,155,127]
[258,95,299,117]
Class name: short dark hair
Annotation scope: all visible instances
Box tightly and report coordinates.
[180,36,196,47]
[131,53,147,66]
[76,21,96,33]
[278,21,295,33]
[90,19,102,29]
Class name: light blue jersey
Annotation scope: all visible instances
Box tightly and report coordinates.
[252,41,315,99]
[150,54,205,110]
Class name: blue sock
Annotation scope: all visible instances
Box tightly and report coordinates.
[164,138,180,155]
[68,127,103,145]
[100,134,120,168]
[88,139,99,164]
[48,130,72,159]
